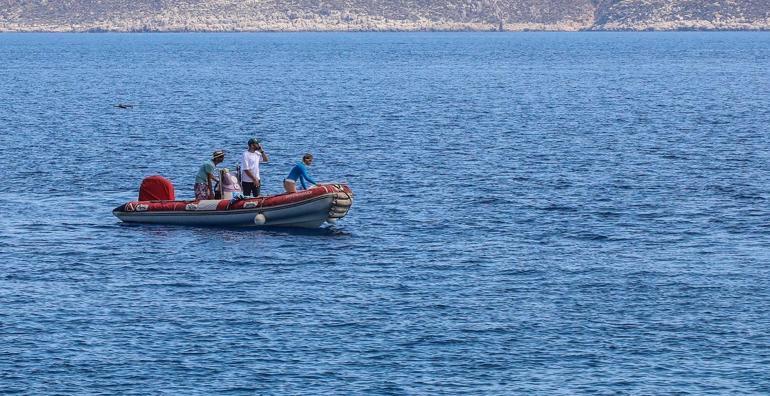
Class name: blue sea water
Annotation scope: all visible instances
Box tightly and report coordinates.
[1,32,770,394]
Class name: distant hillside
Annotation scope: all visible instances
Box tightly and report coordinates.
[0,0,768,32]
[594,0,770,30]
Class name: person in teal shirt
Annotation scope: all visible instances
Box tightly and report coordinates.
[283,153,317,193]
[194,150,225,200]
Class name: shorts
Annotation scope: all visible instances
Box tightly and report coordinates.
[194,183,210,200]
[242,181,261,197]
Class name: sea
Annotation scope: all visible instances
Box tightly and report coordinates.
[1,32,769,394]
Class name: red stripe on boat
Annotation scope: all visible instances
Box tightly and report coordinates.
[123,184,349,212]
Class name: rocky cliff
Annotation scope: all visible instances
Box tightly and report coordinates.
[0,0,768,32]
[595,0,770,30]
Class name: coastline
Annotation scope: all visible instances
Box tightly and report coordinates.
[1,19,769,33]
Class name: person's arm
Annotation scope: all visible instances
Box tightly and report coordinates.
[205,163,218,199]
[206,172,215,199]
[244,169,258,182]
[259,145,269,163]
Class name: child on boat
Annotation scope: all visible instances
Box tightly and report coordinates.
[219,168,242,199]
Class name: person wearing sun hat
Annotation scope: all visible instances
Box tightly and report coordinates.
[240,137,269,197]
[194,150,225,200]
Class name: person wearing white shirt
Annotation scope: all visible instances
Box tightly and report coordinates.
[241,138,269,197]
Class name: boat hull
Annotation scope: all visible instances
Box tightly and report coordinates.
[113,184,352,228]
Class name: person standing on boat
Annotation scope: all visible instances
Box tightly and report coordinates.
[284,153,317,193]
[241,138,269,197]
[194,150,225,200]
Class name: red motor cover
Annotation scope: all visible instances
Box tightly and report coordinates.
[138,175,175,201]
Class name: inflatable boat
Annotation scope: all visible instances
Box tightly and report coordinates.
[113,175,353,228]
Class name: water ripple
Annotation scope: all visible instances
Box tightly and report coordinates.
[1,32,770,394]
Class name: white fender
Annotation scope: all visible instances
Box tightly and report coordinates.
[330,206,349,214]
[333,198,353,207]
[254,213,266,225]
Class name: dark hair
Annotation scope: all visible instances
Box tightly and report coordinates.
[302,153,313,161]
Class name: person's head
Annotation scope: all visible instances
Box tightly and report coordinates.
[212,150,225,164]
[302,153,313,165]
[248,138,261,151]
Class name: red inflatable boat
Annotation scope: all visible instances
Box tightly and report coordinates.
[113,176,353,228]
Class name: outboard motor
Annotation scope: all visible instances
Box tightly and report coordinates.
[138,175,175,201]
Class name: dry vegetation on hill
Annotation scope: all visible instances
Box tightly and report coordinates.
[595,0,770,30]
[0,0,768,31]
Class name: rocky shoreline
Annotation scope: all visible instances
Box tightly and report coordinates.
[3,21,769,33]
